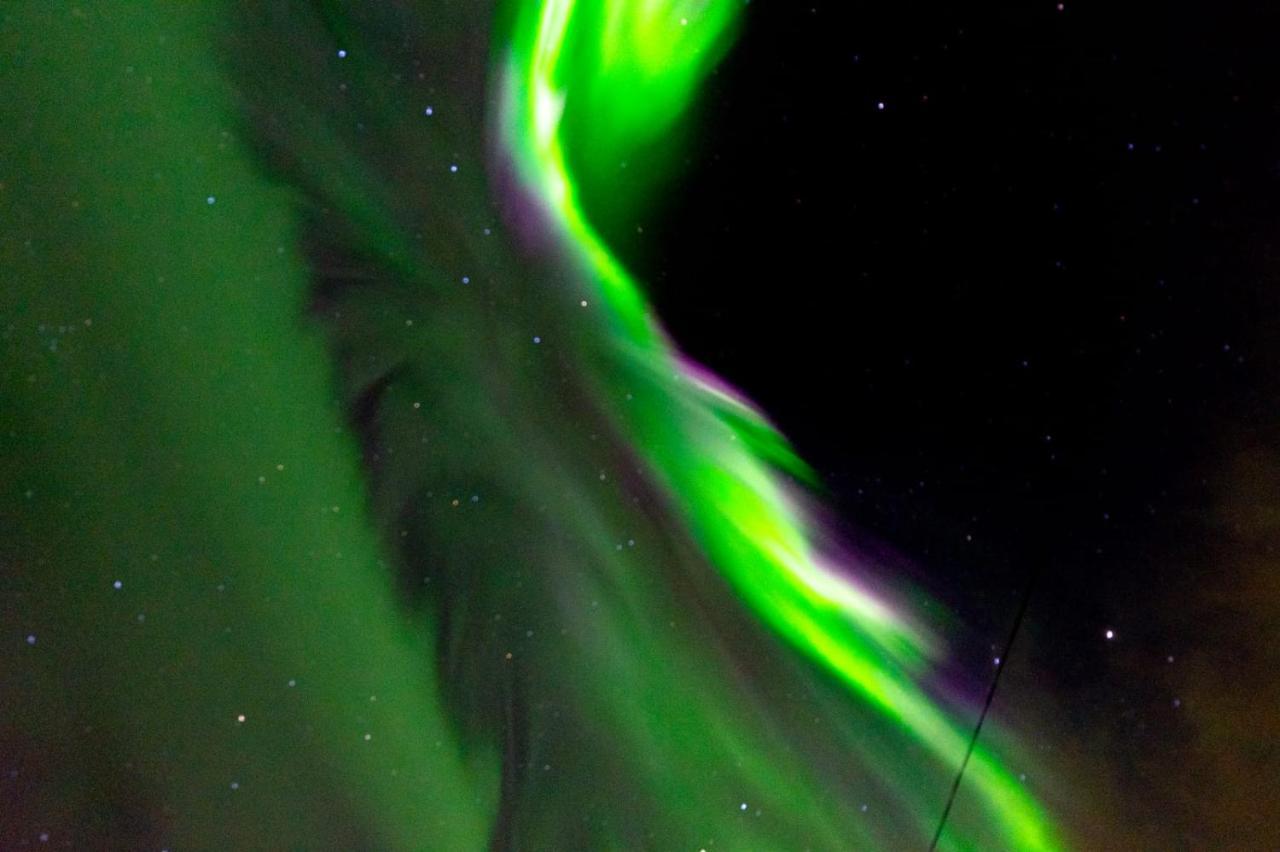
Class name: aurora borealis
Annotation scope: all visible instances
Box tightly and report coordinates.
[498,0,1055,847]
[6,0,1279,849]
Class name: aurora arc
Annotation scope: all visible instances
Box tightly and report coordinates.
[500,0,1061,848]
[0,0,1061,848]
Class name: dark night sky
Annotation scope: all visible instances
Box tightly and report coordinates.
[589,0,1280,845]
[3,2,1276,847]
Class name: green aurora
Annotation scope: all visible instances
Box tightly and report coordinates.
[1,1,1061,848]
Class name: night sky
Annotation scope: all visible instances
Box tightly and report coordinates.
[3,0,1278,848]
[608,0,1280,846]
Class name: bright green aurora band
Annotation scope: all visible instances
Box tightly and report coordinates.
[0,1,1060,848]
[500,1,1058,849]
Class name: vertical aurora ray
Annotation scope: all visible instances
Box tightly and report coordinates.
[498,1,1061,848]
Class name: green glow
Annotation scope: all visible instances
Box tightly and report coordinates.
[1,6,493,847]
[500,1,1062,848]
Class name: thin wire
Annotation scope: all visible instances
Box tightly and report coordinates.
[927,571,1039,851]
